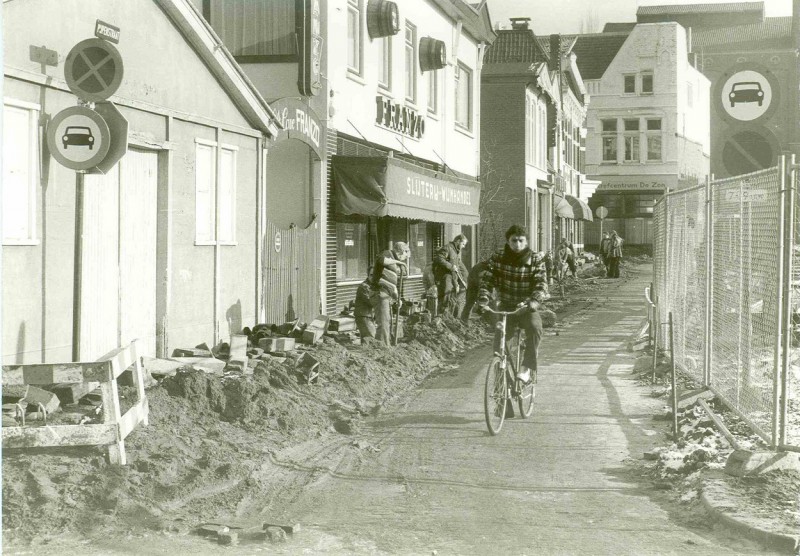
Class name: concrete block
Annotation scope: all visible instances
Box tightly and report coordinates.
[22,385,61,414]
[328,316,356,332]
[260,337,295,353]
[172,347,212,358]
[229,334,248,358]
[141,357,184,379]
[48,382,101,405]
[724,449,800,477]
[247,347,264,358]
[301,328,324,345]
[265,526,287,543]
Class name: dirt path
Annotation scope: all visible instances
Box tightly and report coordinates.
[248,267,781,555]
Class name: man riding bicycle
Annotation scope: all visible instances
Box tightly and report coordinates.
[477,225,548,384]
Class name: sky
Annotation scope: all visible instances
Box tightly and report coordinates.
[486,0,794,35]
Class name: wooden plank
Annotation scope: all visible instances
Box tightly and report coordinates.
[100,369,126,465]
[1,362,112,385]
[2,423,117,449]
[119,397,149,440]
[97,344,135,379]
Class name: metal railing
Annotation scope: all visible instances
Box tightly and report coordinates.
[652,158,799,452]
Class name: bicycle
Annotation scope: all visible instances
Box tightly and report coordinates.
[481,304,536,435]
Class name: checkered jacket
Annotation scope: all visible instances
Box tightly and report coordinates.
[479,247,549,308]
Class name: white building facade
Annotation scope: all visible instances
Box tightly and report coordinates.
[579,23,710,247]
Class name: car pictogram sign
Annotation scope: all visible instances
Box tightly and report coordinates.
[64,38,124,102]
[719,69,773,122]
[46,106,110,170]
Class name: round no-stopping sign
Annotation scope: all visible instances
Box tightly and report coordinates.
[595,206,608,219]
[46,106,110,170]
[65,38,124,101]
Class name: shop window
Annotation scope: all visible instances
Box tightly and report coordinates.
[601,119,617,162]
[409,222,430,276]
[336,221,369,281]
[404,22,417,102]
[623,74,635,94]
[427,69,438,115]
[3,101,39,244]
[641,72,653,94]
[378,36,391,89]
[455,62,472,130]
[195,140,237,244]
[646,119,662,162]
[623,119,640,162]
[347,0,362,74]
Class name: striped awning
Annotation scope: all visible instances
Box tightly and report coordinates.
[566,194,593,222]
[554,192,574,219]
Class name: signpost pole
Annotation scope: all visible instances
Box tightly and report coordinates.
[72,173,85,361]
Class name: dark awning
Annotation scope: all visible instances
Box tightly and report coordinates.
[566,194,594,221]
[332,156,481,224]
[553,192,574,219]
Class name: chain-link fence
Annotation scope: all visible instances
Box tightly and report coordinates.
[652,161,798,451]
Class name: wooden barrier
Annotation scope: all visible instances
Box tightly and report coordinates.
[2,340,149,465]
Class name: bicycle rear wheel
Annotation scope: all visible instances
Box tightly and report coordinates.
[484,357,507,435]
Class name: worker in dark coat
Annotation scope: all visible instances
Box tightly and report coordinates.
[371,241,410,345]
[433,234,469,318]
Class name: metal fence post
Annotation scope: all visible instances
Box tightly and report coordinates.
[705,175,713,387]
[779,154,796,449]
[772,156,788,448]
[653,295,659,381]
[670,311,679,440]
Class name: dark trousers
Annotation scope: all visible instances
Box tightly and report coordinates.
[493,308,543,370]
[374,292,393,345]
[462,287,479,322]
[439,290,466,319]
[608,257,621,278]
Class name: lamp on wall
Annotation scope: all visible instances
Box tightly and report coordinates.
[367,0,400,39]
[419,37,447,72]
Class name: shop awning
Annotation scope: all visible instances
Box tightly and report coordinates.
[554,192,574,219]
[566,194,594,222]
[332,156,481,225]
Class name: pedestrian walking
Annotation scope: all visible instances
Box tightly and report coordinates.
[557,237,577,279]
[433,234,469,318]
[599,231,611,275]
[371,241,410,345]
[608,230,624,278]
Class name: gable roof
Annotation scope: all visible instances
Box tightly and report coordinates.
[571,33,629,80]
[602,22,636,33]
[691,16,792,50]
[535,35,578,60]
[637,2,763,16]
[430,0,496,43]
[483,28,548,64]
[157,0,280,137]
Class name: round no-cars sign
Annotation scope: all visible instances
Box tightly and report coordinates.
[46,106,110,170]
[64,38,124,101]
[715,64,779,124]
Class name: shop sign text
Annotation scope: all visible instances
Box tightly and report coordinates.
[276,106,321,150]
[376,95,425,139]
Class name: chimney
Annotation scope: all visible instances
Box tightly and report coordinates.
[549,33,562,71]
[509,17,531,30]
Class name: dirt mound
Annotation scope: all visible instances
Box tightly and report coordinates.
[2,317,488,546]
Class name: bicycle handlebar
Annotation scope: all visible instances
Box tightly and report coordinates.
[479,303,531,317]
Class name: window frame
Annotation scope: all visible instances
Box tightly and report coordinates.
[455,62,473,131]
[377,35,392,91]
[404,21,417,104]
[427,68,438,116]
[623,118,640,162]
[347,0,363,76]
[601,118,617,163]
[3,99,40,245]
[194,138,238,246]
[641,71,654,94]
[336,220,370,282]
[645,118,662,162]
[623,74,636,94]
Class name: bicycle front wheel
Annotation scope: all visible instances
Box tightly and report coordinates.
[518,377,536,418]
[484,357,507,435]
